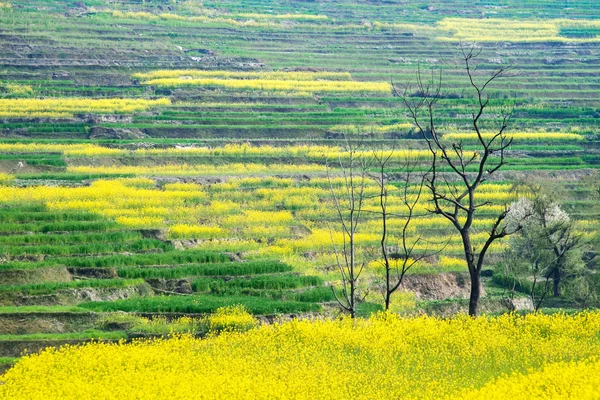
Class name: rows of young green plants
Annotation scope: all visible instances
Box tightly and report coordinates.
[0,202,327,315]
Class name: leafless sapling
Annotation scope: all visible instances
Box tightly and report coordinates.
[371,148,436,311]
[326,137,372,318]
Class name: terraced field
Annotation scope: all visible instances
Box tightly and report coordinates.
[0,0,599,380]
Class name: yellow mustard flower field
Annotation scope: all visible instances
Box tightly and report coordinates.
[2,311,600,400]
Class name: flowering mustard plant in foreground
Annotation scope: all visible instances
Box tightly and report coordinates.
[453,358,600,400]
[2,312,600,399]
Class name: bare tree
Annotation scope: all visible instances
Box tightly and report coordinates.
[372,148,434,311]
[326,137,371,318]
[398,45,522,316]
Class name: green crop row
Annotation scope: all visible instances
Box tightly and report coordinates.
[0,250,230,271]
[1,239,172,258]
[0,231,143,246]
[0,278,144,295]
[80,294,321,315]
[192,273,322,292]
[118,261,292,279]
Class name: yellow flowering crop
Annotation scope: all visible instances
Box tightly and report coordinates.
[0,143,124,157]
[139,77,392,93]
[0,172,13,185]
[111,10,327,28]
[0,177,523,261]
[132,65,389,94]
[454,358,600,400]
[438,18,600,43]
[108,9,433,34]
[133,70,350,81]
[206,305,259,333]
[0,142,432,161]
[66,163,326,176]
[443,132,585,142]
[168,224,224,239]
[235,13,328,21]
[0,98,170,118]
[328,122,414,134]
[2,312,600,399]
[0,82,32,96]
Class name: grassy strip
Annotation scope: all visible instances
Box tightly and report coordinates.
[80,295,321,315]
[195,286,337,303]
[491,274,548,297]
[0,330,127,341]
[15,173,136,181]
[192,274,322,292]
[0,231,142,246]
[0,221,119,234]
[1,239,172,257]
[118,261,292,279]
[0,306,88,314]
[0,210,102,223]
[289,287,336,302]
[0,250,229,270]
[0,279,144,295]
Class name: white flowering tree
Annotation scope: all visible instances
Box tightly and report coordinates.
[504,193,584,310]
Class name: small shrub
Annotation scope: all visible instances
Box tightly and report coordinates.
[206,305,258,334]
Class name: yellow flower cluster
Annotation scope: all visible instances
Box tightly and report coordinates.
[2,312,600,399]
[0,82,32,97]
[0,142,433,161]
[168,224,224,239]
[438,256,467,270]
[0,98,170,118]
[0,174,514,262]
[0,172,13,185]
[0,143,124,156]
[111,10,327,28]
[443,132,585,142]
[237,13,328,21]
[206,305,259,333]
[367,256,467,274]
[133,70,351,81]
[0,179,206,228]
[438,18,600,42]
[67,163,326,176]
[264,229,504,259]
[0,177,521,267]
[139,77,392,93]
[223,210,294,226]
[108,9,434,34]
[134,143,344,158]
[454,358,600,400]
[329,122,414,134]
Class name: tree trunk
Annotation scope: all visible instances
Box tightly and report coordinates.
[350,234,356,318]
[468,268,481,316]
[385,290,391,311]
[461,231,480,317]
[552,267,561,297]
